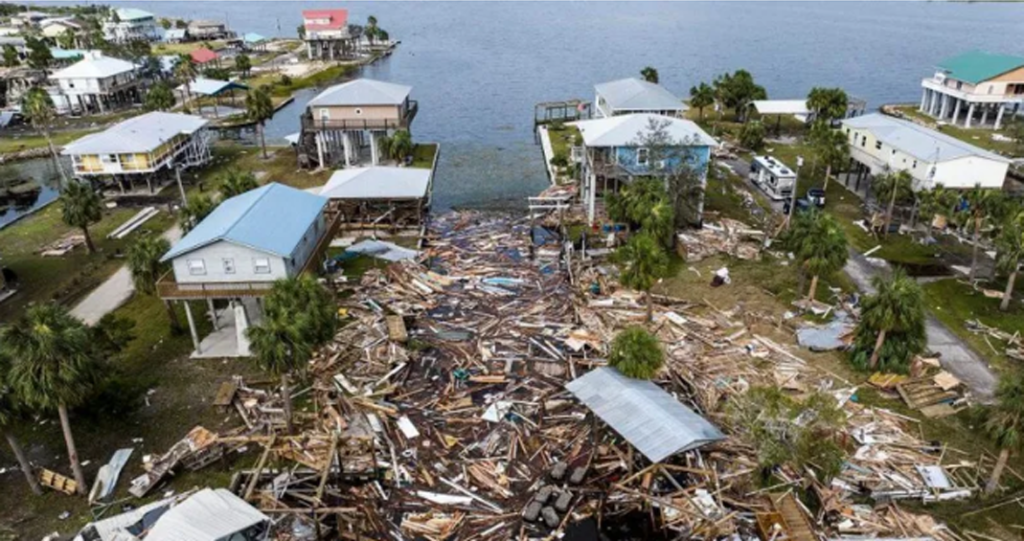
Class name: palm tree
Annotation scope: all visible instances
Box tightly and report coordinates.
[60,181,102,254]
[859,267,926,370]
[218,169,258,199]
[916,184,957,232]
[248,276,336,434]
[983,375,1024,494]
[815,126,850,192]
[689,83,715,122]
[792,211,848,301]
[127,233,171,296]
[872,170,913,238]
[145,81,176,111]
[388,130,414,163]
[2,44,18,67]
[806,87,848,124]
[608,326,664,379]
[640,66,659,84]
[366,15,379,47]
[234,53,252,78]
[0,356,42,495]
[4,303,101,495]
[614,233,669,323]
[22,88,67,184]
[174,55,198,105]
[179,193,215,233]
[964,185,1008,280]
[245,88,274,159]
[58,28,77,49]
[996,214,1024,311]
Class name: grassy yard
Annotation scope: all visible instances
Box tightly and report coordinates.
[923,278,1024,376]
[411,143,439,169]
[546,124,580,161]
[0,129,97,155]
[154,39,228,56]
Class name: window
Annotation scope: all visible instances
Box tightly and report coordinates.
[319,108,330,121]
[861,136,866,147]
[912,160,918,169]
[636,148,649,167]
[222,258,235,274]
[875,141,882,150]
[253,257,271,274]
[187,259,206,275]
[102,154,118,163]
[354,107,363,116]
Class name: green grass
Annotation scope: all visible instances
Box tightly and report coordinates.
[703,165,774,224]
[922,278,1024,376]
[0,130,97,155]
[154,40,228,55]
[268,64,356,98]
[546,125,580,160]
[411,143,439,169]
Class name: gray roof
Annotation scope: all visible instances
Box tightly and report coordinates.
[571,113,718,148]
[595,78,687,113]
[178,77,248,96]
[145,488,268,541]
[50,52,135,79]
[62,112,208,155]
[565,367,725,463]
[841,113,1010,164]
[320,166,431,199]
[308,78,412,107]
[162,183,327,262]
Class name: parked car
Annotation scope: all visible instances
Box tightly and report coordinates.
[807,188,826,207]
[783,197,812,216]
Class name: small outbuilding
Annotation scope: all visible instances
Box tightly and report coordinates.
[319,166,433,230]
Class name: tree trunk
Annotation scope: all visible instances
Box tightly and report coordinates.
[698,107,704,122]
[884,185,897,238]
[645,290,653,324]
[281,373,294,435]
[57,403,87,495]
[1001,270,1017,311]
[822,164,832,193]
[970,215,981,280]
[81,225,95,254]
[868,328,887,369]
[42,128,68,185]
[259,122,268,159]
[808,274,820,302]
[986,448,1009,495]
[796,267,807,299]
[4,430,41,495]
[164,299,182,333]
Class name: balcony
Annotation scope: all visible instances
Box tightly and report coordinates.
[921,78,1023,104]
[301,101,418,131]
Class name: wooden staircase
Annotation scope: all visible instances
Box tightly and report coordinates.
[755,492,817,541]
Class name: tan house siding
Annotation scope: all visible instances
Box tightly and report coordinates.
[989,66,1024,83]
[315,104,401,122]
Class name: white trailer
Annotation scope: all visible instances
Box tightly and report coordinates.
[749,155,796,200]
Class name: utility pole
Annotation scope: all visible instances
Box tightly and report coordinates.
[175,166,187,205]
[785,155,804,230]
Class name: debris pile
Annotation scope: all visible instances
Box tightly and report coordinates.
[676,219,764,262]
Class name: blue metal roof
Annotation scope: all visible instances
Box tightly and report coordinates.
[162,183,327,262]
[243,32,267,44]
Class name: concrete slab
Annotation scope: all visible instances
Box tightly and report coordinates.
[191,298,262,359]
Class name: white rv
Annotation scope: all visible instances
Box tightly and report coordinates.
[749,155,796,200]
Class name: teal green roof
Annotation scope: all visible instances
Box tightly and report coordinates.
[937,51,1024,85]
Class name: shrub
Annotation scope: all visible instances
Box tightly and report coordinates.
[549,152,569,168]
[608,326,664,379]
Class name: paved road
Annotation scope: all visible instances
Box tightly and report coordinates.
[70,225,182,325]
[844,246,998,402]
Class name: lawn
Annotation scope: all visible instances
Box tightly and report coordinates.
[546,124,580,161]
[922,278,1024,376]
[0,129,97,155]
[154,39,228,56]
[411,143,439,169]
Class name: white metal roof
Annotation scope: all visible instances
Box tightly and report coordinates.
[842,113,1010,164]
[565,367,725,463]
[50,52,135,79]
[752,99,810,115]
[308,78,412,107]
[752,155,797,178]
[594,78,686,113]
[571,113,718,148]
[320,166,431,200]
[145,488,268,541]
[177,77,248,96]
[62,112,208,155]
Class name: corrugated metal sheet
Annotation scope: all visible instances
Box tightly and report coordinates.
[145,488,268,541]
[842,113,1010,164]
[162,183,327,261]
[565,367,724,463]
[571,113,718,148]
[62,112,208,155]
[594,78,687,113]
[308,78,412,107]
[320,166,431,200]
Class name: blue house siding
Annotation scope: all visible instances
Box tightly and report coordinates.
[612,145,711,177]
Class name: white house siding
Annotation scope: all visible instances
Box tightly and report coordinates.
[171,240,288,284]
[284,213,326,275]
[933,156,1008,190]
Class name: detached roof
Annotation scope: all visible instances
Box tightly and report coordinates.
[308,78,412,107]
[303,9,348,31]
[162,183,328,262]
[937,51,1024,85]
[752,99,810,116]
[595,78,686,113]
[178,77,248,96]
[50,53,134,79]
[320,166,431,200]
[571,113,718,148]
[566,367,725,463]
[145,488,268,541]
[114,8,154,22]
[842,113,1010,164]
[62,112,208,155]
[189,47,218,64]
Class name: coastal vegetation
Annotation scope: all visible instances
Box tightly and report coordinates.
[608,326,664,379]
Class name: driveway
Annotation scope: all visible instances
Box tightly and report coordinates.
[70,225,182,325]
